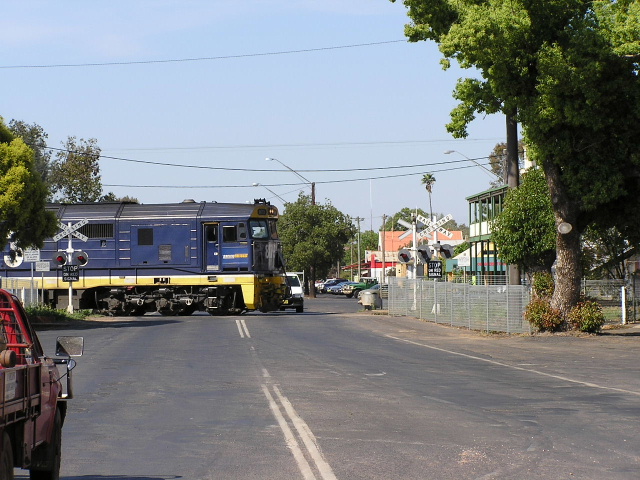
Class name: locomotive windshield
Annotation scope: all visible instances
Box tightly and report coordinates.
[249,220,269,239]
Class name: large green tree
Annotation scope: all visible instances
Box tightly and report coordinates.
[278,194,356,295]
[50,136,103,203]
[393,0,640,316]
[0,118,57,248]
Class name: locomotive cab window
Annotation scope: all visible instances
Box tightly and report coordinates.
[249,220,269,239]
[222,225,237,242]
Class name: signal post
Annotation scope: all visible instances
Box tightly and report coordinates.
[52,220,89,313]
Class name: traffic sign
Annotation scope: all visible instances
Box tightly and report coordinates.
[62,265,80,282]
[53,219,89,242]
[35,261,50,272]
[419,214,453,238]
[457,256,470,267]
[427,260,443,278]
[23,248,41,262]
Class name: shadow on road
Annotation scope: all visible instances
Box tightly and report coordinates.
[34,318,181,331]
[17,476,182,480]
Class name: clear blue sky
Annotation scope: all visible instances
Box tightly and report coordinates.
[1,1,506,231]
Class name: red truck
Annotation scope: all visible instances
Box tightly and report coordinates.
[0,288,83,480]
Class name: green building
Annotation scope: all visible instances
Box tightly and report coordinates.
[466,186,508,283]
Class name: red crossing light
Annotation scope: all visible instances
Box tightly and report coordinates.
[53,251,67,266]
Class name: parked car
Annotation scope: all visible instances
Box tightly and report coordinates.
[317,278,348,293]
[342,278,378,298]
[280,272,304,313]
[326,281,351,294]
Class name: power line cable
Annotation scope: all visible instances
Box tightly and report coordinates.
[0,40,406,70]
[102,161,496,189]
[104,137,501,152]
[43,145,491,173]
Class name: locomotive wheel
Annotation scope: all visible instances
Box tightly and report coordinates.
[132,305,147,316]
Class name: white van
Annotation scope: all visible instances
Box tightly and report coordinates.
[280,272,304,313]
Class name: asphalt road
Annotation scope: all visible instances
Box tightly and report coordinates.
[25,294,640,480]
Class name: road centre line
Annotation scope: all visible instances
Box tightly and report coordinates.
[262,384,317,480]
[236,319,251,338]
[262,381,338,480]
[272,385,338,480]
[386,335,640,397]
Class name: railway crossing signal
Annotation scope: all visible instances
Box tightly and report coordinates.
[74,251,89,266]
[397,249,412,264]
[53,251,67,266]
[52,219,89,313]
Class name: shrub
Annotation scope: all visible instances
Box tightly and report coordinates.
[567,300,606,333]
[25,304,92,322]
[524,297,564,332]
[532,271,554,299]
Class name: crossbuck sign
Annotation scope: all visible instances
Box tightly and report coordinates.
[416,214,454,239]
[53,219,89,242]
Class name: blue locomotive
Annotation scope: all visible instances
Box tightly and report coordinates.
[1,199,287,315]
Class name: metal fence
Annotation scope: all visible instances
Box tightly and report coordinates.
[581,279,640,324]
[387,277,531,334]
[0,277,41,306]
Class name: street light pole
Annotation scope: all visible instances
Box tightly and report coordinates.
[444,150,501,181]
[266,157,316,205]
[252,183,287,205]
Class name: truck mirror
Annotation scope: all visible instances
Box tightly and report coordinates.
[56,336,85,357]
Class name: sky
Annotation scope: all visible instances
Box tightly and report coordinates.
[1,1,507,232]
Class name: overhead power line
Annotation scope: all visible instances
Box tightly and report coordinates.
[102,161,495,189]
[43,145,491,173]
[105,137,502,152]
[0,40,406,70]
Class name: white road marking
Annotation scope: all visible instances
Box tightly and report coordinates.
[236,319,251,338]
[386,334,640,397]
[262,381,338,480]
[273,385,338,480]
[262,384,317,480]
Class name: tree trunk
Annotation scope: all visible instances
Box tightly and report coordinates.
[309,265,316,298]
[544,162,581,319]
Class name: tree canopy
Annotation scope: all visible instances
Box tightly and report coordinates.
[0,118,57,247]
[278,194,356,284]
[8,119,52,190]
[394,0,640,315]
[50,136,103,203]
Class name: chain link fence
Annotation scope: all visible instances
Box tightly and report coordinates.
[385,276,638,333]
[0,277,42,306]
[582,279,639,325]
[387,277,531,334]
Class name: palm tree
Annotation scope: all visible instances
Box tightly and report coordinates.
[421,173,436,223]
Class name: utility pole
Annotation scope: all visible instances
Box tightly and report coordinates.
[355,216,364,280]
[381,214,387,284]
[506,112,521,286]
